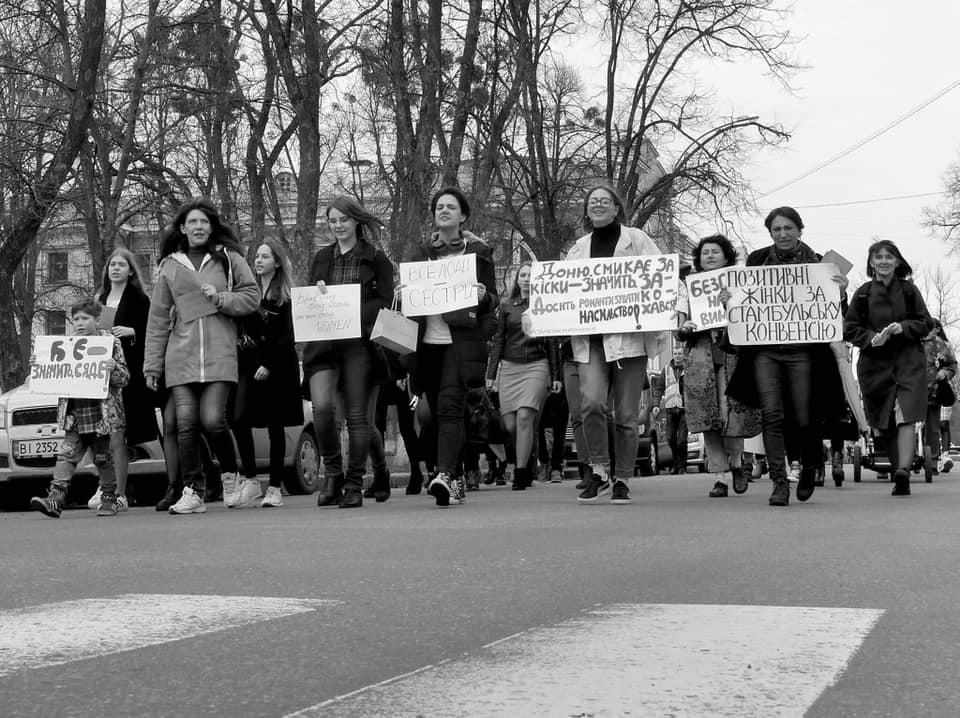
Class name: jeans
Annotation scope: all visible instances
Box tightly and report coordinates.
[171,381,237,491]
[753,348,817,482]
[664,407,688,471]
[578,339,646,480]
[538,391,568,471]
[309,340,374,490]
[376,380,420,467]
[52,431,114,495]
[562,361,589,461]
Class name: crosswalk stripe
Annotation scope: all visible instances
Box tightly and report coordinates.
[0,594,339,677]
[287,603,884,717]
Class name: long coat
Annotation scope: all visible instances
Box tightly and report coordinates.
[844,277,933,428]
[99,284,158,444]
[233,292,303,427]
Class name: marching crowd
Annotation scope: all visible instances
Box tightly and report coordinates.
[28,183,957,518]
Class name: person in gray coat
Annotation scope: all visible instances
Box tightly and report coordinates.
[144,198,259,515]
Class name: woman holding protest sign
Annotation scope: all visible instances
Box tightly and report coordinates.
[403,186,499,507]
[486,262,562,490]
[677,235,762,498]
[727,207,848,507]
[143,198,259,515]
[845,240,933,496]
[305,196,394,509]
[565,183,664,506]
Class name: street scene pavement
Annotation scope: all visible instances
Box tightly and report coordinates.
[2,468,959,717]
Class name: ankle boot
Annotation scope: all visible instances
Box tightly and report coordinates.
[317,474,344,507]
[575,463,590,490]
[831,450,844,485]
[768,479,790,506]
[156,479,182,512]
[406,464,424,494]
[512,467,530,490]
[892,469,911,496]
[373,469,391,502]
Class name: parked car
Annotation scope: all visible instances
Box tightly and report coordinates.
[0,380,319,509]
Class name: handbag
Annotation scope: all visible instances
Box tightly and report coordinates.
[371,298,418,356]
[936,378,956,408]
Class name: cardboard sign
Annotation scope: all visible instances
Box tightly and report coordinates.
[821,250,853,276]
[30,335,116,399]
[291,285,362,342]
[400,254,478,317]
[726,263,843,345]
[525,254,680,337]
[684,267,730,330]
[99,306,117,329]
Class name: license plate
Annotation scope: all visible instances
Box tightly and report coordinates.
[14,439,63,459]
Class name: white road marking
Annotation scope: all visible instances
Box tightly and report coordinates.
[287,603,884,717]
[0,594,338,677]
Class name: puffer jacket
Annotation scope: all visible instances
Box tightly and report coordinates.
[143,249,259,387]
[565,225,663,363]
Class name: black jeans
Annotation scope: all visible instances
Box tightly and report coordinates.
[664,407,688,471]
[234,423,286,487]
[171,381,237,491]
[375,380,420,467]
[753,348,818,482]
[538,391,568,471]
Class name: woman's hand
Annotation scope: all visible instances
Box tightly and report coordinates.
[254,365,270,381]
[145,375,159,391]
[718,288,731,305]
[870,323,901,347]
[111,325,135,339]
[550,380,562,394]
[200,283,219,302]
[681,320,698,333]
[315,280,328,294]
[936,368,951,382]
[832,274,849,292]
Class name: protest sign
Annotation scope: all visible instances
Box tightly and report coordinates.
[726,263,843,345]
[684,267,730,330]
[291,285,362,342]
[400,254,478,317]
[30,335,116,399]
[525,254,680,337]
[821,250,853,276]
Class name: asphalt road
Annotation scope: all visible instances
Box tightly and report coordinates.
[2,468,959,717]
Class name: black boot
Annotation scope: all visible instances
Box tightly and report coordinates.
[512,467,530,491]
[832,450,845,486]
[575,463,590,490]
[373,469,391,502]
[156,479,182,512]
[406,463,424,494]
[317,474,344,507]
[769,479,790,506]
[892,469,911,496]
[796,466,816,502]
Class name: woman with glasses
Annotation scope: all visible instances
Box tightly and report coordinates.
[566,183,664,505]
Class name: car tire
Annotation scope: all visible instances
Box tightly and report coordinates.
[284,428,320,495]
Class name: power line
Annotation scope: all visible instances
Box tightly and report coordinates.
[794,190,944,209]
[762,78,960,197]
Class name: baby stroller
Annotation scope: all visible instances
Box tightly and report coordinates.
[853,422,931,483]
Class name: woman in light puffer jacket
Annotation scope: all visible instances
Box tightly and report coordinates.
[144,198,259,515]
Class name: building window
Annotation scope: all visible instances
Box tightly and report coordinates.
[47,252,68,283]
[47,310,66,335]
[275,171,295,194]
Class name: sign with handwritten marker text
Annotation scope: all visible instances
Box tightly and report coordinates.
[30,335,116,398]
[400,254,478,317]
[291,285,362,342]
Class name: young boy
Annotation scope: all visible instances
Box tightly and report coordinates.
[30,298,129,518]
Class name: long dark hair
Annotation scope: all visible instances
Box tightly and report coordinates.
[98,247,146,301]
[509,262,532,300]
[866,239,913,279]
[255,239,293,306]
[326,195,383,245]
[160,198,244,273]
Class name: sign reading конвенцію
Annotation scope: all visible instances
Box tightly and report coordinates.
[726,263,843,345]
[291,285,362,342]
[399,254,478,317]
[525,255,680,337]
[30,335,116,399]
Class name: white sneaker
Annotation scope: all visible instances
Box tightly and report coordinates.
[235,478,263,508]
[87,487,102,511]
[260,486,284,507]
[428,473,452,507]
[787,461,801,483]
[221,472,240,508]
[116,495,129,512]
[169,486,206,514]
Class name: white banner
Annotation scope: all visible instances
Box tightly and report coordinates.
[400,254,478,317]
[291,285,362,342]
[30,335,116,399]
[726,263,843,345]
[684,267,730,330]
[526,255,680,337]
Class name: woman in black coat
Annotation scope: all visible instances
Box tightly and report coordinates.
[231,238,303,508]
[95,247,158,509]
[844,240,933,496]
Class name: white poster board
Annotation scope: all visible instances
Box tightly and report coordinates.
[526,254,680,337]
[726,263,843,345]
[684,267,730,330]
[291,285,362,342]
[400,254,478,317]
[30,335,116,399]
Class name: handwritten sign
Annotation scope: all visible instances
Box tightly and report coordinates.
[291,285,362,342]
[684,267,730,330]
[726,263,842,345]
[30,335,116,399]
[525,254,680,337]
[400,254,478,317]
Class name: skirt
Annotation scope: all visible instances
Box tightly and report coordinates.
[498,359,549,414]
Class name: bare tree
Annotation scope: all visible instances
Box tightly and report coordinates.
[916,263,960,334]
[924,157,960,244]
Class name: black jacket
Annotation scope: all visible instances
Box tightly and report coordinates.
[486,297,559,382]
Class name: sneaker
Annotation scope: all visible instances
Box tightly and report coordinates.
[234,478,263,508]
[577,473,611,503]
[261,486,284,507]
[610,479,632,504]
[170,486,207,514]
[428,473,452,507]
[221,472,240,508]
[87,487,102,511]
[787,461,801,483]
[549,469,563,483]
[116,495,129,512]
[709,481,728,498]
[465,469,481,492]
[97,494,118,517]
[31,490,65,519]
[450,476,466,505]
[942,459,954,473]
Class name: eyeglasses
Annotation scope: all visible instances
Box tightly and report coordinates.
[588,198,614,207]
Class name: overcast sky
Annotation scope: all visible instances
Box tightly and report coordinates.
[567,0,960,282]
